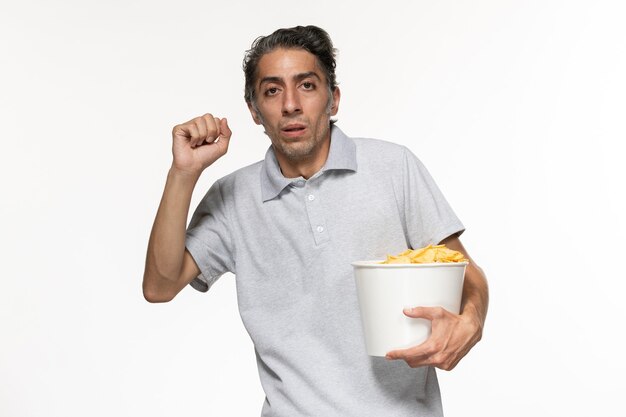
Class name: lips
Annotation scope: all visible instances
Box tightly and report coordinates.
[281,124,306,132]
[280,123,307,138]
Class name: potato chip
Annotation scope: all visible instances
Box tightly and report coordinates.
[383,255,413,264]
[380,244,468,264]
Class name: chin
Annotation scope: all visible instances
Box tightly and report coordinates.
[277,142,316,160]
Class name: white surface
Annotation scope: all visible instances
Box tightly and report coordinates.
[1,1,625,416]
[353,262,466,356]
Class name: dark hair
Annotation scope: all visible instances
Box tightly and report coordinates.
[243,25,338,104]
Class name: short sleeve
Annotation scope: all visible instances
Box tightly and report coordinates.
[400,147,465,249]
[185,180,235,292]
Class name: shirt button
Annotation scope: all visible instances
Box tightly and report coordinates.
[316,226,324,233]
[295,180,305,187]
[308,194,315,201]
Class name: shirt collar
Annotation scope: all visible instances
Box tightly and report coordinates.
[260,125,357,202]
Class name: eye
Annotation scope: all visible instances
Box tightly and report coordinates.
[302,81,315,90]
[265,87,279,96]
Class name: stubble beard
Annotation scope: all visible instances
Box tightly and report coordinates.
[254,95,334,163]
[273,122,330,162]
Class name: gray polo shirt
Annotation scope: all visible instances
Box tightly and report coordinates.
[186,126,464,417]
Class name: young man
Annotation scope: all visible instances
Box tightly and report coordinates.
[143,25,488,416]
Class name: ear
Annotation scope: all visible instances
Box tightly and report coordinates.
[330,87,341,116]
[247,101,263,125]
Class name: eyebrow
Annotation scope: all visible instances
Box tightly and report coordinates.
[259,71,322,86]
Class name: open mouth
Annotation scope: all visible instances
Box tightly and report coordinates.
[282,125,306,133]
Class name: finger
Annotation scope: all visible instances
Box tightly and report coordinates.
[172,123,192,141]
[186,123,201,148]
[202,113,219,144]
[194,118,208,147]
[386,344,433,367]
[386,340,429,358]
[403,306,446,320]
[176,115,203,144]
[213,117,222,142]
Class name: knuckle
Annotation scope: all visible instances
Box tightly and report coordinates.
[431,342,443,353]
[206,125,218,137]
[431,353,445,365]
[203,114,216,126]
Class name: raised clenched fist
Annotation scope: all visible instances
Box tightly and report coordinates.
[171,113,232,175]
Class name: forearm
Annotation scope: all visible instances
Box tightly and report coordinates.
[439,235,489,329]
[460,262,489,332]
[144,167,199,285]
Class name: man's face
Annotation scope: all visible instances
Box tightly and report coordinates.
[248,48,340,163]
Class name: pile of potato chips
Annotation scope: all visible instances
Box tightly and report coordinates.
[381,244,468,264]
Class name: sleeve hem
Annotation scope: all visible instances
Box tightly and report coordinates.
[429,223,466,247]
[185,234,222,293]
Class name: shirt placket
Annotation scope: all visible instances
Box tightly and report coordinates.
[303,178,329,246]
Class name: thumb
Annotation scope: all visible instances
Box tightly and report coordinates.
[220,117,232,140]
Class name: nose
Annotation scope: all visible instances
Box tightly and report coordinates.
[281,87,302,116]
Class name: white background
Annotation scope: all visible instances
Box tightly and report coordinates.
[1,0,625,416]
